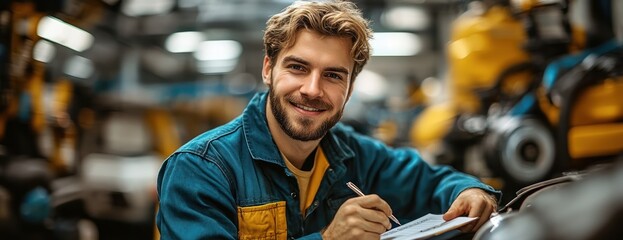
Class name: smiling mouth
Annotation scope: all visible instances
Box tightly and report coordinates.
[290,101,325,112]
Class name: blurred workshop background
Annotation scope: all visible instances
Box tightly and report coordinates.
[1,0,622,239]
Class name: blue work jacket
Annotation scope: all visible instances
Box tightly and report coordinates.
[157,91,500,239]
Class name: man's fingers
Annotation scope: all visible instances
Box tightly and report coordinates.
[442,204,463,221]
[359,230,383,240]
[343,196,392,230]
[358,208,392,230]
[356,217,391,234]
[324,194,397,240]
[342,227,382,240]
[356,194,393,217]
[467,193,496,232]
[458,224,472,233]
[468,200,485,218]
[472,207,493,231]
[445,188,499,232]
[460,195,495,232]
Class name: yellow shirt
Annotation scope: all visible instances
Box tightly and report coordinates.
[282,147,330,216]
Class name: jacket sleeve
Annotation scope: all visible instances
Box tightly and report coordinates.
[157,152,238,239]
[350,133,501,221]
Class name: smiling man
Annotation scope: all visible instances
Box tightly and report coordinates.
[156,1,500,239]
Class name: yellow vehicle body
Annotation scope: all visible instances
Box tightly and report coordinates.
[539,77,623,159]
[410,1,623,176]
[447,5,530,113]
[410,103,457,149]
[413,5,530,149]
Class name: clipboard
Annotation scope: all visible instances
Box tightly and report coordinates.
[381,214,477,240]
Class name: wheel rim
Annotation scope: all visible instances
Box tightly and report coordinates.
[501,120,555,183]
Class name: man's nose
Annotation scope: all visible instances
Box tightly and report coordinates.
[299,72,323,98]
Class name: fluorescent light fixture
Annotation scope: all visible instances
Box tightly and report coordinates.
[370,32,422,56]
[33,40,56,63]
[193,40,242,61]
[122,0,174,16]
[37,16,94,52]
[382,6,430,31]
[196,59,238,74]
[165,31,204,53]
[353,69,388,102]
[64,55,94,79]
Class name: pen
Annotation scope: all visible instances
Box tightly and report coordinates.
[346,181,401,226]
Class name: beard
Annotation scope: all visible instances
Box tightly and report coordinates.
[268,84,343,141]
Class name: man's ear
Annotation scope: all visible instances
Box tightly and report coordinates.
[262,55,272,85]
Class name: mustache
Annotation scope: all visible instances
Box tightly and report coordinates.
[286,95,331,110]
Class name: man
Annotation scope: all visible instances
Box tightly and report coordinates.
[157,1,500,239]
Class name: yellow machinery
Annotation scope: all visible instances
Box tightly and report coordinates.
[411,1,534,170]
[2,0,103,174]
[536,40,623,168]
[564,73,623,160]
[411,0,623,186]
[1,1,77,238]
[447,2,531,114]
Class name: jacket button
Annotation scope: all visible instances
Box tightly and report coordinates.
[290,192,298,199]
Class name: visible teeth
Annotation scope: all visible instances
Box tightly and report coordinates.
[295,103,321,112]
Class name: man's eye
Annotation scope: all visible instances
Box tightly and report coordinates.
[288,64,305,71]
[325,72,343,80]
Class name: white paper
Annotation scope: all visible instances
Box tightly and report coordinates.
[381,214,477,240]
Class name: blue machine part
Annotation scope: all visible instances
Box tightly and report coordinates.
[543,40,621,90]
[18,92,32,121]
[20,187,51,223]
[509,93,536,116]
[511,40,622,116]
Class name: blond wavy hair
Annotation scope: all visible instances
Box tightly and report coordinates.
[263,0,373,82]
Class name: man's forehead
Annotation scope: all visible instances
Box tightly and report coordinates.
[278,30,354,68]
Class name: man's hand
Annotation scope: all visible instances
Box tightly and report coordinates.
[322,194,393,240]
[442,188,497,232]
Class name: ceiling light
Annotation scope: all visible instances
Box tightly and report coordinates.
[64,55,94,79]
[165,31,204,53]
[37,16,94,52]
[196,59,238,74]
[370,32,422,56]
[353,69,388,102]
[33,40,56,63]
[122,0,175,16]
[193,40,242,61]
[382,6,430,31]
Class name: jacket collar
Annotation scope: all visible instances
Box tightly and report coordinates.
[242,92,283,166]
[320,124,355,167]
[242,91,355,167]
